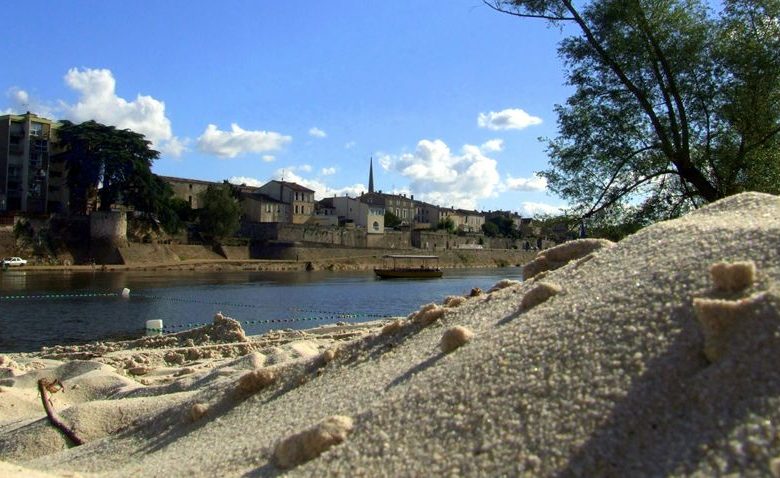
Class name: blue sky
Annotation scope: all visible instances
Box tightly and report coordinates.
[2,1,573,216]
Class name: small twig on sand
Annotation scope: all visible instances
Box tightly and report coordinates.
[37,378,84,446]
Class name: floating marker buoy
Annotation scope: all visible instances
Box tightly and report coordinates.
[146,319,163,335]
[121,288,131,299]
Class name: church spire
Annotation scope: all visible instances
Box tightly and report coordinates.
[368,156,375,193]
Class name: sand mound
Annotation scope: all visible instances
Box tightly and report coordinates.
[2,192,779,477]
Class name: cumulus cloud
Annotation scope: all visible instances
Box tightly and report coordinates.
[3,87,57,118]
[345,141,356,150]
[518,201,564,217]
[228,176,264,187]
[321,167,336,176]
[308,127,327,138]
[262,155,276,163]
[480,139,504,153]
[229,171,367,200]
[379,139,501,210]
[506,173,548,192]
[197,123,291,158]
[61,68,187,157]
[477,108,542,131]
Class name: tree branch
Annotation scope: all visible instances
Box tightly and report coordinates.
[482,1,576,21]
[584,144,660,217]
[38,379,84,446]
[585,169,676,218]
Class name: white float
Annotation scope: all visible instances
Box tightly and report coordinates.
[145,319,163,335]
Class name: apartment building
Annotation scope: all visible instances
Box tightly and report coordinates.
[258,180,315,224]
[161,176,217,209]
[0,112,61,213]
[332,196,384,233]
[360,191,415,225]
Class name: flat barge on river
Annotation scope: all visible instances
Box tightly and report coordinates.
[374,255,443,279]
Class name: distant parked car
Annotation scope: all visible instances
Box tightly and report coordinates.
[1,257,27,267]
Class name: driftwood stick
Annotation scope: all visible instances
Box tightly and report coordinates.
[37,378,84,446]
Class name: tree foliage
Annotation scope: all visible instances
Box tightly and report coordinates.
[56,120,162,215]
[482,221,500,237]
[486,0,780,223]
[198,184,241,241]
[436,216,457,233]
[484,215,520,238]
[384,210,402,228]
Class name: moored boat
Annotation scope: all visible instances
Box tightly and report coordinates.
[374,255,443,279]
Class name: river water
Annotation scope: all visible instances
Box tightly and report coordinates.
[0,268,522,353]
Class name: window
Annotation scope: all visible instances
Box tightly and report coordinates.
[29,123,43,136]
[295,205,299,214]
[372,221,380,231]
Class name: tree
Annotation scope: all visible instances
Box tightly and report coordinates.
[56,120,162,215]
[384,210,402,228]
[484,215,520,238]
[486,0,780,223]
[482,221,500,237]
[198,184,241,241]
[436,217,457,233]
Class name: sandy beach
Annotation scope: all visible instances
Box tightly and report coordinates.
[2,192,779,477]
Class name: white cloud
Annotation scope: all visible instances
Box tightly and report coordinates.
[60,68,186,157]
[506,173,547,192]
[228,176,264,187]
[321,167,336,176]
[308,127,327,138]
[477,108,542,131]
[480,139,504,153]
[3,88,58,118]
[345,141,356,150]
[518,201,564,217]
[298,164,313,173]
[232,170,367,200]
[380,139,501,210]
[158,137,189,158]
[262,155,276,163]
[197,123,291,158]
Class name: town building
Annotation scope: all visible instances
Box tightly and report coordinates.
[361,191,415,226]
[257,180,315,224]
[241,191,290,223]
[456,209,486,233]
[160,176,217,209]
[332,196,384,233]
[0,113,62,214]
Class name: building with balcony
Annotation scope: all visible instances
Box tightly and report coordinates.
[0,112,60,213]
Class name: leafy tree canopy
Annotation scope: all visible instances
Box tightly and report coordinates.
[436,216,457,233]
[384,210,402,228]
[56,120,162,215]
[198,184,241,241]
[485,215,520,238]
[482,221,500,237]
[486,0,780,224]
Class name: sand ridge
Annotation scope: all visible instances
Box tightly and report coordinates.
[0,192,779,476]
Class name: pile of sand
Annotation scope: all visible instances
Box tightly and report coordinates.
[1,192,779,477]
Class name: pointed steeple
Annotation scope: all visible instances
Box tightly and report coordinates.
[368,156,375,193]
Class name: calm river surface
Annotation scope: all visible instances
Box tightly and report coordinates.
[0,268,522,352]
